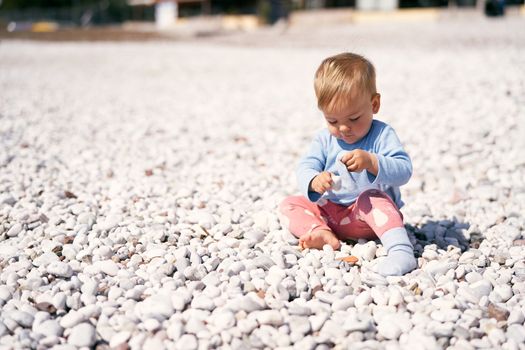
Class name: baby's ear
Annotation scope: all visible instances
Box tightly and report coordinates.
[372,93,381,114]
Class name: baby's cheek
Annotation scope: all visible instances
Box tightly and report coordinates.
[327,127,339,137]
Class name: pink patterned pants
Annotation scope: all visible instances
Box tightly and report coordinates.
[279,189,404,240]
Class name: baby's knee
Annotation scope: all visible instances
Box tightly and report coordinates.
[357,189,403,228]
[279,196,301,214]
[358,189,388,200]
[355,189,388,210]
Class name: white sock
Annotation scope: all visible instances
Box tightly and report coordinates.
[377,227,417,276]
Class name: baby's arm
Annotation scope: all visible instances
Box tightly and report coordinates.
[371,125,412,186]
[297,133,329,202]
[341,125,411,187]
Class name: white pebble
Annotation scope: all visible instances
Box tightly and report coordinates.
[175,334,198,350]
[59,310,86,328]
[109,331,131,348]
[354,290,372,308]
[255,310,283,326]
[68,323,96,347]
[47,262,73,278]
[7,223,22,237]
[94,260,119,276]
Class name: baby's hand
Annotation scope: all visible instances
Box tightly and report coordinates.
[309,171,333,194]
[340,149,378,174]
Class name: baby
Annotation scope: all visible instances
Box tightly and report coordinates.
[280,52,417,276]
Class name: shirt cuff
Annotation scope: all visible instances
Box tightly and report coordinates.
[300,170,321,202]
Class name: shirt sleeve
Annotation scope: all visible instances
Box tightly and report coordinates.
[297,132,327,202]
[368,125,413,187]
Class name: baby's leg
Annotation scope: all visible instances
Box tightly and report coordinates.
[353,189,417,276]
[279,196,340,250]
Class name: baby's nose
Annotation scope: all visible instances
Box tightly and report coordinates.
[339,124,350,132]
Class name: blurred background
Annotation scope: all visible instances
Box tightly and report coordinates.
[0,0,522,39]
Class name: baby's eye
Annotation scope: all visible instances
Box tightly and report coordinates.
[327,120,337,125]
[350,116,361,122]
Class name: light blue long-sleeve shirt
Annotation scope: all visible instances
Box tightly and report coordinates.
[297,119,412,208]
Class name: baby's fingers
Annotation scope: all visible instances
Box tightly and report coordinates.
[319,172,333,183]
[340,152,355,164]
[324,175,334,188]
[323,178,334,191]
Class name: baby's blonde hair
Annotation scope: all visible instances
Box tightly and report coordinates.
[314,52,377,112]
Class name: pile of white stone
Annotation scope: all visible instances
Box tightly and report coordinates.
[0,15,524,350]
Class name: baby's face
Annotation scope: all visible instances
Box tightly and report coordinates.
[322,92,380,144]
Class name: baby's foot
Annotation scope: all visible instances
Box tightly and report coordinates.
[299,230,341,250]
[377,227,417,276]
[376,250,417,276]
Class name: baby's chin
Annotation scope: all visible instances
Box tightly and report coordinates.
[338,134,364,144]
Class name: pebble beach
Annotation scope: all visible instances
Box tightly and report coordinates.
[1,12,525,350]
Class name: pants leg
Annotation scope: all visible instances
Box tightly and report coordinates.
[323,200,377,241]
[338,189,405,240]
[279,190,404,241]
[279,196,331,238]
